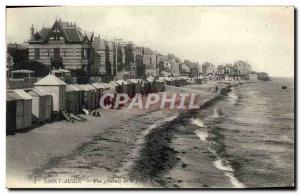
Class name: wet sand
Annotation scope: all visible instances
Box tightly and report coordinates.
[6,83,232,188]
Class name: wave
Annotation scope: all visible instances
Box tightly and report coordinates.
[213,159,233,172]
[211,107,223,119]
[224,172,245,188]
[262,136,294,145]
[213,159,245,188]
[281,134,294,144]
[191,118,205,127]
[227,90,239,105]
[195,130,209,143]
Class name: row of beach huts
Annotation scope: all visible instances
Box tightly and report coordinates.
[6,74,202,133]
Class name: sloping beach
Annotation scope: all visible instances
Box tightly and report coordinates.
[7,82,232,188]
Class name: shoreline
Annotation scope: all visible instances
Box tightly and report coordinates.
[127,83,235,188]
[7,82,235,188]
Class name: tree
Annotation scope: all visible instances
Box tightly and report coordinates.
[16,60,51,77]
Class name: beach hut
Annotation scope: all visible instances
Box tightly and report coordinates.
[128,79,142,96]
[155,79,165,92]
[72,84,85,112]
[115,80,130,95]
[146,76,155,93]
[6,93,17,132]
[142,80,151,95]
[91,83,104,108]
[87,84,96,110]
[34,74,67,115]
[108,81,118,93]
[66,85,80,114]
[78,84,96,110]
[126,80,137,98]
[28,88,52,123]
[14,89,33,129]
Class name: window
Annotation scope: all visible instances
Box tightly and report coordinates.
[81,48,87,59]
[34,48,40,60]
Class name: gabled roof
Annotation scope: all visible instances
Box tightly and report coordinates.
[29,20,90,44]
[72,84,85,91]
[91,83,109,89]
[146,76,155,83]
[7,92,18,101]
[66,85,78,92]
[64,27,82,42]
[28,88,50,96]
[14,89,33,100]
[77,84,96,91]
[34,74,67,86]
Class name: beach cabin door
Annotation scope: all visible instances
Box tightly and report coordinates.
[16,101,24,130]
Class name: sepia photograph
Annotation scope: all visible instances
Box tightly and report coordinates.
[5,6,295,189]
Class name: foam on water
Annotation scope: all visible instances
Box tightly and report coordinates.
[163,115,178,122]
[224,172,246,188]
[281,134,293,144]
[211,108,220,118]
[213,159,245,188]
[195,130,209,143]
[191,118,205,127]
[213,159,233,172]
[228,90,239,105]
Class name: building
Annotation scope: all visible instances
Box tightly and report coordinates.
[248,73,258,82]
[216,65,225,80]
[233,60,251,75]
[224,64,233,75]
[92,35,107,76]
[7,53,14,68]
[143,47,157,77]
[7,53,14,77]
[168,60,180,77]
[202,62,216,76]
[180,63,190,76]
[134,46,145,79]
[190,65,199,78]
[105,40,116,77]
[28,20,92,71]
[166,54,181,77]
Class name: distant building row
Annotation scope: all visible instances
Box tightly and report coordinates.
[9,19,254,81]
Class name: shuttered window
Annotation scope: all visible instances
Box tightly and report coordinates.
[34,48,40,60]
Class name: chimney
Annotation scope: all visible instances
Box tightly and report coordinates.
[30,24,34,39]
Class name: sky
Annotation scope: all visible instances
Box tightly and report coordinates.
[6,6,294,77]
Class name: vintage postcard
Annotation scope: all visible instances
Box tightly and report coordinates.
[6,6,294,189]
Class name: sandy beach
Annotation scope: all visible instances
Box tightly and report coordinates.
[6,82,232,188]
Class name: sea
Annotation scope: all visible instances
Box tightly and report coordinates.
[190,77,294,188]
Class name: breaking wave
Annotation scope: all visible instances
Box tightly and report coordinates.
[195,130,209,143]
[213,159,233,172]
[227,89,239,105]
[191,118,205,128]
